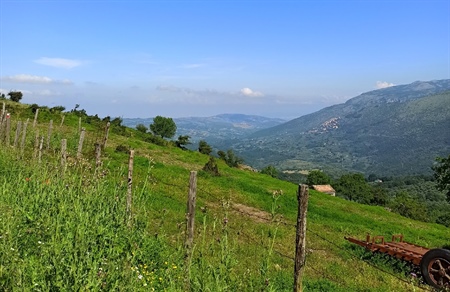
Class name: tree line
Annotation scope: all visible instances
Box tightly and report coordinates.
[299,156,450,226]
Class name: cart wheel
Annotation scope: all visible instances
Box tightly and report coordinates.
[420,248,450,289]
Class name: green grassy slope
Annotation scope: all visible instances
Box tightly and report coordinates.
[0,99,448,291]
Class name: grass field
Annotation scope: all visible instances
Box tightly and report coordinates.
[0,100,448,291]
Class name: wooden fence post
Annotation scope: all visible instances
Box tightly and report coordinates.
[294,184,309,292]
[60,115,65,127]
[95,143,102,167]
[0,102,4,134]
[38,136,44,163]
[61,139,67,169]
[102,122,110,149]
[33,130,39,159]
[13,121,22,148]
[47,120,53,149]
[33,108,39,128]
[1,102,5,124]
[184,170,197,291]
[5,113,11,146]
[126,150,135,226]
[78,117,81,133]
[77,127,85,159]
[21,118,29,154]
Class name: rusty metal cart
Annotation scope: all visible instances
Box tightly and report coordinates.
[345,234,450,289]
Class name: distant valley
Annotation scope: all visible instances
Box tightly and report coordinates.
[123,114,286,146]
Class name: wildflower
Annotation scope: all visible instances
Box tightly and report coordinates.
[138,274,143,280]
[25,177,30,182]
[172,265,177,269]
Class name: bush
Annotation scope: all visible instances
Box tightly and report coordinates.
[260,165,278,178]
[115,144,130,153]
[198,140,212,155]
[203,156,220,176]
[136,124,147,133]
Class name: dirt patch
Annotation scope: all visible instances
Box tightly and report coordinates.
[231,203,271,223]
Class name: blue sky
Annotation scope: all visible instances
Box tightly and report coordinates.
[1,0,449,119]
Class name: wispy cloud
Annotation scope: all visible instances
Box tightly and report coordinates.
[32,89,63,96]
[376,81,394,89]
[34,57,83,69]
[156,85,219,96]
[240,87,264,97]
[1,74,73,85]
[156,85,267,100]
[0,87,61,96]
[180,63,206,69]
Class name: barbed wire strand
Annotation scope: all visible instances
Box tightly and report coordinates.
[147,176,433,291]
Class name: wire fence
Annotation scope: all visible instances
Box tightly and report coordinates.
[156,178,432,291]
[0,113,433,291]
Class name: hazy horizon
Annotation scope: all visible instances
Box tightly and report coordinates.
[1,0,449,119]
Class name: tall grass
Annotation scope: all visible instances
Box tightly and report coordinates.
[1,106,449,291]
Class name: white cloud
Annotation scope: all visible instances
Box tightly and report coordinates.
[34,57,82,69]
[2,74,52,84]
[1,74,73,85]
[376,81,395,89]
[240,87,263,97]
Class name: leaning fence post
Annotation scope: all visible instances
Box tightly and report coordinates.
[77,127,85,159]
[33,108,39,128]
[95,143,102,167]
[294,184,309,292]
[33,130,40,159]
[102,122,110,149]
[13,121,22,148]
[0,103,5,131]
[184,170,197,291]
[38,136,44,164]
[60,115,65,127]
[126,150,135,226]
[5,113,11,146]
[61,139,67,169]
[47,120,53,149]
[20,118,29,154]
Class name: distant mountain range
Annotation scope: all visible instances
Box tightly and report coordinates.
[224,79,450,176]
[124,79,450,177]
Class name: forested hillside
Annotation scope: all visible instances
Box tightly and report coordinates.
[224,80,450,177]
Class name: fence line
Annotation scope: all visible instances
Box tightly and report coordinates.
[0,114,432,291]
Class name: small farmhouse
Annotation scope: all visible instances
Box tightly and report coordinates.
[312,185,336,196]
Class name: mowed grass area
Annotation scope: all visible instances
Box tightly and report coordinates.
[0,104,448,291]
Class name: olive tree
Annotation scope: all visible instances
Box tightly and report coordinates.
[149,116,177,139]
[8,91,23,102]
